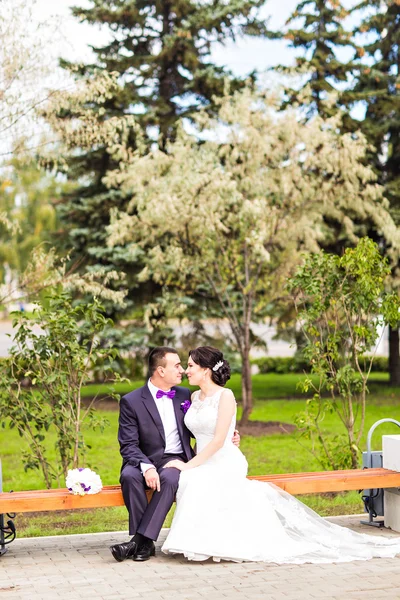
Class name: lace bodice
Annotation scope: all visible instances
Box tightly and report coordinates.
[184,388,236,454]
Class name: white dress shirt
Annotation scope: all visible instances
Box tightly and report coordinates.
[140,379,183,474]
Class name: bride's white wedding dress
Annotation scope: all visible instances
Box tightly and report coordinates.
[162,389,400,564]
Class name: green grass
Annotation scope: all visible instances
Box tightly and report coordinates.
[82,371,395,402]
[2,373,400,538]
[81,372,329,400]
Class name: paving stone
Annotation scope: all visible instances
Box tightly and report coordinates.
[1,516,400,600]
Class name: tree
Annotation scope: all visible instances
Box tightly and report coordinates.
[266,2,358,352]
[52,0,268,323]
[269,1,400,369]
[345,0,400,385]
[288,238,400,470]
[106,87,399,423]
[0,16,129,313]
[0,0,61,161]
[0,126,129,311]
[0,159,62,305]
[0,292,121,488]
[269,0,356,121]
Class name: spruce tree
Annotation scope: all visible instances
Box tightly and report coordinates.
[347,0,400,384]
[349,1,400,217]
[278,1,400,384]
[58,0,267,312]
[269,1,400,364]
[270,0,356,120]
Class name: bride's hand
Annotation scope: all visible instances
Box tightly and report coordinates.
[164,460,186,471]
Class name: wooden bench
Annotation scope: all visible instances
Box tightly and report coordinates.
[1,467,400,514]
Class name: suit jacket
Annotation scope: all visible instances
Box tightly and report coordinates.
[118,384,195,471]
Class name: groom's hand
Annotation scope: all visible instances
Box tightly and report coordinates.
[232,429,240,447]
[144,468,160,492]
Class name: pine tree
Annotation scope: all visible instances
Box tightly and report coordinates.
[57,0,267,321]
[346,0,400,384]
[270,0,356,120]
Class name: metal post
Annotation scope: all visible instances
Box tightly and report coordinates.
[361,418,400,527]
[365,419,400,470]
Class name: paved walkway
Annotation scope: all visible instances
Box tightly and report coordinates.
[1,516,400,600]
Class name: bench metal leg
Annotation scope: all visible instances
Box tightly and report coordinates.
[360,498,385,528]
[0,513,16,555]
[0,459,16,556]
[0,513,8,556]
[360,486,385,528]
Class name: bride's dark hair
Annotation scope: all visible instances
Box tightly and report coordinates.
[189,346,231,386]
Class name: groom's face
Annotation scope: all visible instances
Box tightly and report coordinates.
[160,352,185,387]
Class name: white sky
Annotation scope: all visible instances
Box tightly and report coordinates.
[33,0,366,122]
[2,0,361,160]
[33,0,300,74]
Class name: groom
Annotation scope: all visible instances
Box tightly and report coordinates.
[110,346,238,562]
[110,346,192,562]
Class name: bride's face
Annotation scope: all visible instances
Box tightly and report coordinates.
[186,357,208,386]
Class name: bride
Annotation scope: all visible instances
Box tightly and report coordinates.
[161,346,400,564]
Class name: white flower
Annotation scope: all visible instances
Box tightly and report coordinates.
[66,468,103,496]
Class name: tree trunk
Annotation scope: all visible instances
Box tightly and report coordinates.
[389,325,400,386]
[73,392,81,469]
[239,344,253,425]
[348,429,359,470]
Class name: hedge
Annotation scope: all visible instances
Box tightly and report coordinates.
[250,355,389,374]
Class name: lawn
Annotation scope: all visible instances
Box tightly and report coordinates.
[81,371,395,402]
[1,372,399,538]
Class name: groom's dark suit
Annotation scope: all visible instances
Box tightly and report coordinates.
[118,383,194,540]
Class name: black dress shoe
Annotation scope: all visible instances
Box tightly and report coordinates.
[110,539,138,562]
[133,540,156,561]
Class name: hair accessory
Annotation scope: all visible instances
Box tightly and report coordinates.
[212,360,224,372]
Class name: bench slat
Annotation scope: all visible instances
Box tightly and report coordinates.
[248,472,400,494]
[1,468,400,514]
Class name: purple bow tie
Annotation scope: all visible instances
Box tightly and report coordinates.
[156,389,176,399]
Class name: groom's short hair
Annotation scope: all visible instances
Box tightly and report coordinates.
[148,346,178,376]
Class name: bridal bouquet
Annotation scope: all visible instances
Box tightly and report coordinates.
[66,468,103,496]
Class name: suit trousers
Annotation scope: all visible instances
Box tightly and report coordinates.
[120,453,186,540]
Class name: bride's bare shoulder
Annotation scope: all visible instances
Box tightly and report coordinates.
[221,387,234,396]
[220,388,236,403]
